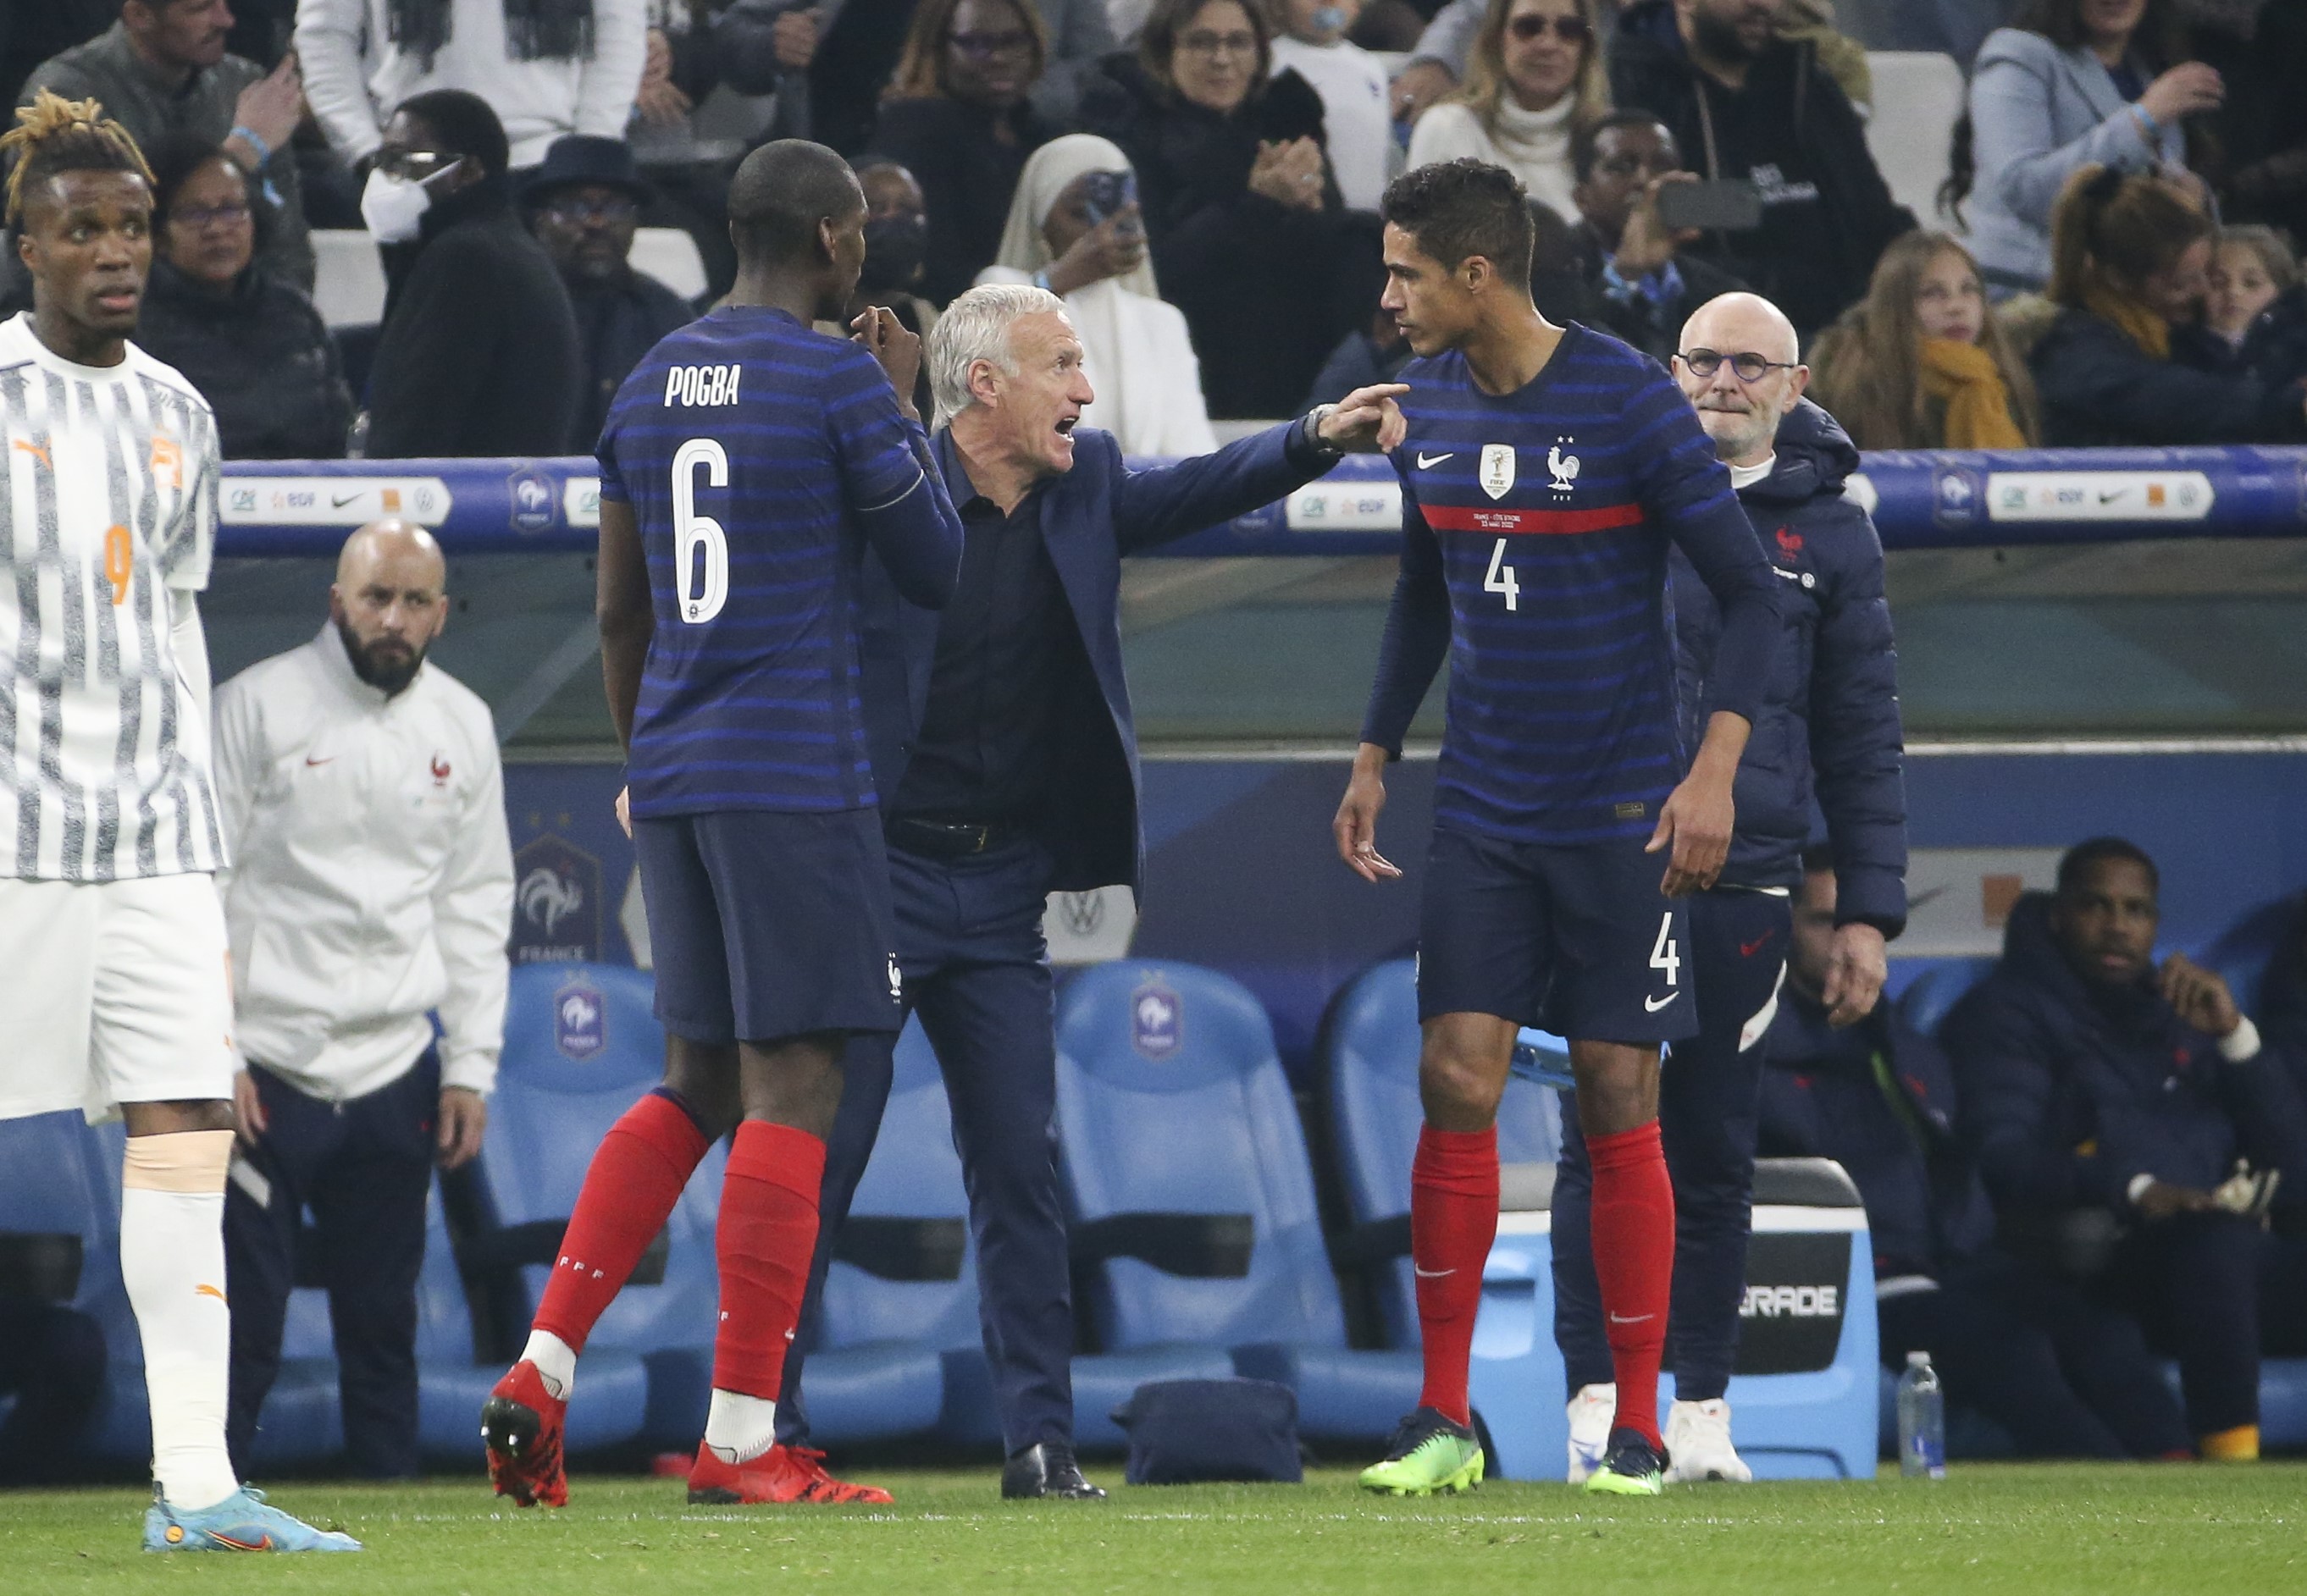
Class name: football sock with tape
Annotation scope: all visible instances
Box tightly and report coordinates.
[706,1118,827,1461]
[531,1088,711,1378]
[1410,1124,1498,1427]
[123,1129,239,1512]
[1590,1118,1675,1450]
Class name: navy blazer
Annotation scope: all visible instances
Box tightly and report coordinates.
[857,421,1325,896]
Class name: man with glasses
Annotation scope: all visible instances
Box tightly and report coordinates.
[523,134,697,453]
[1534,109,1746,366]
[1549,289,1906,1483]
[1337,159,1781,1499]
[361,88,582,457]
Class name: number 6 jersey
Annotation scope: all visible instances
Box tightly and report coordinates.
[596,305,962,818]
[0,313,223,881]
[1359,323,1783,846]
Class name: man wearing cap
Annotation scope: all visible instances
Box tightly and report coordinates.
[523,134,700,453]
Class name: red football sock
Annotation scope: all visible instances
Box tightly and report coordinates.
[534,1089,711,1354]
[1411,1124,1498,1427]
[1588,1118,1675,1449]
[711,1119,827,1400]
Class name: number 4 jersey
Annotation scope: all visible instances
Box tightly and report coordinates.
[0,314,224,881]
[597,305,962,819]
[1361,323,1783,846]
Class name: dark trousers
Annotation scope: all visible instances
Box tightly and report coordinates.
[1880,1252,2189,1459]
[2116,1212,2307,1438]
[1553,888,1792,1400]
[0,1297,105,1483]
[224,1051,437,1479]
[777,836,1075,1455]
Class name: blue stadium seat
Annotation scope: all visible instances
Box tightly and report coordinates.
[1321,958,1560,1350]
[473,962,683,1451]
[1895,958,1997,1038]
[1056,962,1419,1444]
[801,1021,956,1446]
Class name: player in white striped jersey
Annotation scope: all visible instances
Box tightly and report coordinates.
[0,93,354,1553]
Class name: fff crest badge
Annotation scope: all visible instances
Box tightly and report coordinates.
[554,979,606,1062]
[512,833,603,964]
[1131,977,1181,1060]
[1479,444,1516,500]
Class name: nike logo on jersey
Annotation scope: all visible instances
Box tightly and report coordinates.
[1415,452,1454,469]
[304,755,335,767]
[1607,1312,1656,1325]
[1414,1266,1457,1278]
[1644,992,1681,1013]
[1740,931,1777,957]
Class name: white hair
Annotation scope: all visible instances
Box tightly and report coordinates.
[927,283,1068,426]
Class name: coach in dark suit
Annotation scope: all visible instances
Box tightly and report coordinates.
[767,283,1404,1502]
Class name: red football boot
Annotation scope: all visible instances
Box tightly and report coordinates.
[481,1361,569,1508]
[686,1442,895,1505]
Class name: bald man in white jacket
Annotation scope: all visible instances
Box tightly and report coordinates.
[212,520,512,1479]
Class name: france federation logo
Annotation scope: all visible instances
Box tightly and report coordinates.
[555,980,606,1062]
[1131,979,1181,1060]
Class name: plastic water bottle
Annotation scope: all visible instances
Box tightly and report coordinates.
[1896,1350,1945,1479]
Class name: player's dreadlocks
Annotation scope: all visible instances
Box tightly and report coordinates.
[2,90,153,229]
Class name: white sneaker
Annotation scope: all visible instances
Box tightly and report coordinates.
[1665,1398,1753,1483]
[1566,1383,1616,1483]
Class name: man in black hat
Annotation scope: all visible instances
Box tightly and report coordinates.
[523,133,700,454]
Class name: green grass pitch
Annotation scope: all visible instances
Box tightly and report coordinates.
[3,1464,2302,1593]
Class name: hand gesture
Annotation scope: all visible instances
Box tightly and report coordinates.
[1249,139,1325,210]
[1390,61,1456,124]
[852,306,924,421]
[1046,203,1147,295]
[772,8,822,70]
[1646,769,1733,897]
[232,1069,268,1149]
[2160,951,2242,1039]
[1316,383,1411,453]
[436,1086,489,1170]
[1822,921,1889,1028]
[1612,172,1699,279]
[2138,62,2224,126]
[1334,747,1402,883]
[637,29,694,124]
[232,52,304,155]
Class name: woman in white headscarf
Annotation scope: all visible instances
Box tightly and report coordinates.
[975,133,1220,456]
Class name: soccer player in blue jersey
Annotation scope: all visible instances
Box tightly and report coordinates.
[1336,160,1784,1497]
[481,140,965,1510]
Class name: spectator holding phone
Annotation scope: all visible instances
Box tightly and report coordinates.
[1607,0,1911,336]
[976,134,1219,454]
[2030,165,2307,444]
[1405,0,1607,225]
[1529,108,1746,366]
[1080,0,1372,417]
[1808,231,2039,450]
[867,0,1058,305]
[1963,0,2215,301]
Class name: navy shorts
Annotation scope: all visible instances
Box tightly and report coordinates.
[1416,826,1699,1046]
[633,808,904,1045]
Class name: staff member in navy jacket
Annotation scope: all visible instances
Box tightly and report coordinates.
[1943,841,2307,1462]
[760,283,1408,1503]
[1550,291,1907,1486]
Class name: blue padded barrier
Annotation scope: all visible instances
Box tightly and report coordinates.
[475,963,683,1451]
[1055,962,1419,1444]
[214,446,2307,558]
[1319,958,1560,1350]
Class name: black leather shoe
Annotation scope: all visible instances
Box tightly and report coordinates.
[1000,1442,1107,1499]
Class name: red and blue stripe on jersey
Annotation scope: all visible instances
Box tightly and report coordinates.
[599,306,927,817]
[1360,323,1780,846]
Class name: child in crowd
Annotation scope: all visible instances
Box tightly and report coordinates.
[2173,225,2307,394]
[1269,0,1395,213]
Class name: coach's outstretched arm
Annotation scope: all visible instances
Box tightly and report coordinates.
[847,306,966,609]
[1335,489,1448,883]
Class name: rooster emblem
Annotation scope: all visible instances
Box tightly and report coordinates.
[1547,443,1580,494]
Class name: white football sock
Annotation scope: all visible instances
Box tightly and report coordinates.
[702,1389,778,1465]
[121,1129,239,1512]
[520,1328,577,1399]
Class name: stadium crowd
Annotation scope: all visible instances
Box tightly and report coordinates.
[8,0,2307,1507]
[5,0,2307,455]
